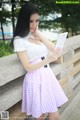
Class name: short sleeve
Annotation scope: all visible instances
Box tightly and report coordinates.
[13,37,26,52]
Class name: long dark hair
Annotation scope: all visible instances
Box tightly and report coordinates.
[11,2,38,48]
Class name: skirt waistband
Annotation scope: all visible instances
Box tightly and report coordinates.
[30,57,48,68]
[41,57,48,68]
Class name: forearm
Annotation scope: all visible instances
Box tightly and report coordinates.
[17,50,59,73]
[25,57,54,72]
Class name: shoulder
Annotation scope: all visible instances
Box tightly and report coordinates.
[14,36,29,45]
[14,36,24,42]
[13,36,31,52]
[13,36,26,52]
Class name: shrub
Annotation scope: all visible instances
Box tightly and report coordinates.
[0,41,13,57]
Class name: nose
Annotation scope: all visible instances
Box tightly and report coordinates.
[32,21,37,28]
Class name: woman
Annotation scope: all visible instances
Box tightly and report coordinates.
[12,2,68,120]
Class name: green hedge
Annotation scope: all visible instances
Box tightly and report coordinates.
[0,41,13,57]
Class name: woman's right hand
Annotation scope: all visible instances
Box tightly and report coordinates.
[47,48,61,63]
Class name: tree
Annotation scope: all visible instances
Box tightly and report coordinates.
[11,0,16,35]
[1,0,80,39]
[30,0,80,36]
[0,3,10,41]
[53,4,80,36]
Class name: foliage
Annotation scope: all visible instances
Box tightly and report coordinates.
[0,7,11,41]
[0,41,13,57]
[0,0,80,38]
[54,4,80,35]
[0,8,10,24]
[30,0,80,35]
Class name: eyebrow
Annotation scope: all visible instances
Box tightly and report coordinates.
[30,19,39,21]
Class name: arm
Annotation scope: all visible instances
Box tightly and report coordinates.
[33,30,55,51]
[17,50,60,72]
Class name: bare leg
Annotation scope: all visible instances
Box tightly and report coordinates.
[48,111,60,120]
[34,114,45,120]
[45,114,49,120]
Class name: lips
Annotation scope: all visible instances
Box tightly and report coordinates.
[30,28,35,30]
[30,28,36,32]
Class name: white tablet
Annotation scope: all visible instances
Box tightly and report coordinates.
[54,32,68,52]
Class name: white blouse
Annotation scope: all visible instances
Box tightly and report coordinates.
[13,35,48,61]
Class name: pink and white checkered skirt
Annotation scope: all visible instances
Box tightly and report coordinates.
[21,57,68,118]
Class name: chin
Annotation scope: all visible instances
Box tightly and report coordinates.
[30,31,34,33]
[30,29,35,33]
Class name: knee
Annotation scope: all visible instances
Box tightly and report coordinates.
[54,115,60,120]
[51,115,60,120]
[34,113,45,120]
[48,112,60,120]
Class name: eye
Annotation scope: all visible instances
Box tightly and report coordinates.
[30,20,33,23]
[30,19,39,23]
[36,19,39,22]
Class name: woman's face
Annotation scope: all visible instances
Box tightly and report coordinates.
[29,13,39,33]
